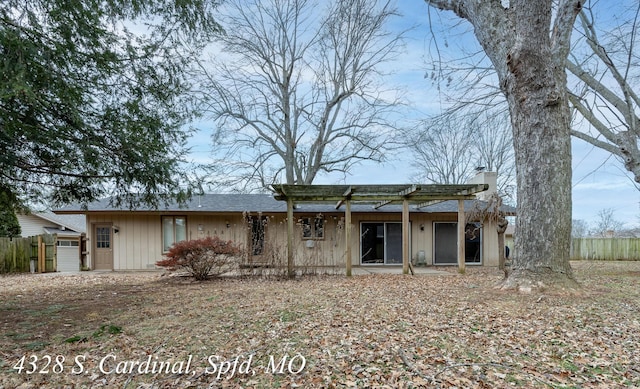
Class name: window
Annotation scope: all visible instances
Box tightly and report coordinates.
[96,227,111,249]
[162,216,187,252]
[249,215,267,255]
[300,216,324,239]
[57,240,79,247]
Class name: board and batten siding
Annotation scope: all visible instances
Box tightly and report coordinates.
[87,213,160,270]
[85,211,504,270]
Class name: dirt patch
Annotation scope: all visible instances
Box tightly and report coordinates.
[1,262,639,388]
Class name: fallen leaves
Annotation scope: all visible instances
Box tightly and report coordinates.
[0,261,639,387]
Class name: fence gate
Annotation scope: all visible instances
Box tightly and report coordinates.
[0,234,58,273]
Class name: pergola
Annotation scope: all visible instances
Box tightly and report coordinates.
[271,183,488,276]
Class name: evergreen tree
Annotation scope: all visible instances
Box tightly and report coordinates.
[0,187,21,238]
[1,0,220,209]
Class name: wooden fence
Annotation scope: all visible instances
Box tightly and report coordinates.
[0,234,57,273]
[571,238,640,261]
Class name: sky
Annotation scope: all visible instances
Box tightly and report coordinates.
[186,0,640,228]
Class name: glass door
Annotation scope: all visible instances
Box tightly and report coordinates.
[385,223,403,264]
[360,222,404,265]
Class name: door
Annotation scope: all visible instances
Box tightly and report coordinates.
[433,222,457,265]
[57,239,80,272]
[361,222,404,265]
[94,224,113,270]
[433,222,483,265]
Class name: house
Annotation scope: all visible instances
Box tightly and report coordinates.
[54,172,515,272]
[16,212,86,272]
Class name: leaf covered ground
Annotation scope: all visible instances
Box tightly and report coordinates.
[1,261,639,388]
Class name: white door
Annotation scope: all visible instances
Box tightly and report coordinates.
[56,240,80,272]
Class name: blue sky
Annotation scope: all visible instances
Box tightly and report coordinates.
[187,0,639,228]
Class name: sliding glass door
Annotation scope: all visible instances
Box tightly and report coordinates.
[361,222,404,265]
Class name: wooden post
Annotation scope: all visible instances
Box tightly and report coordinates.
[457,199,466,274]
[345,200,352,277]
[287,198,295,278]
[402,199,410,274]
[11,240,16,272]
[38,235,44,273]
[52,234,57,272]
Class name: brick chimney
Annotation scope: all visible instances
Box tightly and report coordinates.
[467,170,497,201]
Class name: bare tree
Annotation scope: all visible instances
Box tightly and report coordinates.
[408,110,516,200]
[572,219,590,238]
[196,0,403,190]
[409,115,477,184]
[567,2,640,185]
[591,208,626,237]
[422,1,639,190]
[472,111,516,199]
[423,0,583,290]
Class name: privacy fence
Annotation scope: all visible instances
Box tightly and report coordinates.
[571,238,640,261]
[0,234,57,273]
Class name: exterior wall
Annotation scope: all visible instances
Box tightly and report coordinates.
[17,214,47,237]
[87,213,161,270]
[482,220,500,267]
[86,213,261,270]
[85,210,504,270]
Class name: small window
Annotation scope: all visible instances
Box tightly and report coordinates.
[57,240,79,247]
[250,215,267,255]
[300,215,324,240]
[162,216,187,252]
[96,227,111,249]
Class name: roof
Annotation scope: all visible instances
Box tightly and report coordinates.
[25,211,86,233]
[43,227,83,237]
[55,193,516,215]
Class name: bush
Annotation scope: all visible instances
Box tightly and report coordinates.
[156,236,242,280]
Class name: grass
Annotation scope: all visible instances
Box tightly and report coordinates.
[0,261,638,388]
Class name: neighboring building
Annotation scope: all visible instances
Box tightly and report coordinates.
[16,212,86,272]
[54,173,515,272]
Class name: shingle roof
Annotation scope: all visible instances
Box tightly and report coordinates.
[34,211,87,233]
[55,194,516,215]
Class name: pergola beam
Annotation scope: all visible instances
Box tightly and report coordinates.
[374,184,421,209]
[415,199,446,209]
[270,183,489,277]
[274,184,488,204]
[335,186,354,209]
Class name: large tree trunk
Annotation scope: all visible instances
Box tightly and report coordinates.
[500,1,578,290]
[503,65,576,288]
[425,0,583,290]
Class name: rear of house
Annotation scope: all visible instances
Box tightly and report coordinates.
[55,182,514,272]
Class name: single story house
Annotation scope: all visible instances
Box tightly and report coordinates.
[17,212,86,272]
[54,172,515,273]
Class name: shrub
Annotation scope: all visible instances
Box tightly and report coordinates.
[156,236,242,280]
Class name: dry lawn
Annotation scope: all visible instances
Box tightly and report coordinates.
[1,261,639,388]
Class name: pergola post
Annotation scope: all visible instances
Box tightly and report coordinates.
[287,198,294,278]
[270,183,491,277]
[402,198,410,274]
[457,199,466,274]
[345,199,352,277]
